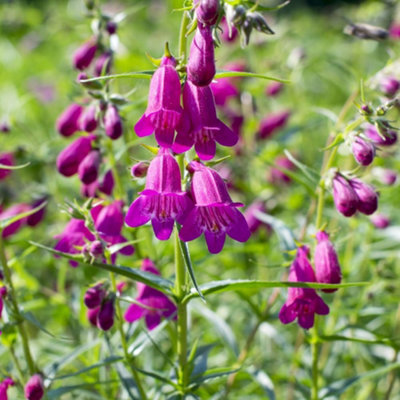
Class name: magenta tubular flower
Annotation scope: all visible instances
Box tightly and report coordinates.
[332,174,359,217]
[258,110,290,139]
[97,298,115,331]
[87,307,100,326]
[314,231,341,293]
[80,105,98,133]
[81,181,99,198]
[99,170,114,196]
[94,200,124,237]
[266,81,284,97]
[125,259,177,330]
[73,39,97,70]
[195,0,219,26]
[56,135,95,177]
[268,155,295,184]
[126,149,193,240]
[279,246,329,329]
[84,283,105,309]
[78,150,101,184]
[135,56,183,148]
[131,162,149,178]
[349,178,378,215]
[56,103,84,137]
[210,78,239,107]
[1,203,30,239]
[0,152,14,180]
[364,124,398,146]
[370,214,390,229]
[173,81,238,160]
[104,105,123,140]
[244,200,268,234]
[352,137,375,166]
[54,219,95,267]
[180,162,250,254]
[187,25,216,87]
[24,375,44,400]
[94,52,112,76]
[0,377,15,400]
[380,76,400,97]
[26,198,46,227]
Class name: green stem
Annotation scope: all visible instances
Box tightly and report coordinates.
[106,256,147,400]
[9,345,24,383]
[0,234,36,376]
[178,11,191,64]
[174,229,188,393]
[311,318,320,400]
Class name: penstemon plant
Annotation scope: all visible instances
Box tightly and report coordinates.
[1,0,400,399]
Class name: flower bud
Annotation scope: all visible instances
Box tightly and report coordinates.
[24,374,44,400]
[266,81,284,97]
[389,23,400,39]
[97,298,115,331]
[104,105,123,140]
[73,39,97,70]
[351,137,375,166]
[187,25,216,87]
[89,240,104,259]
[380,76,400,97]
[365,124,397,146]
[0,121,10,133]
[131,162,149,178]
[1,203,30,238]
[56,103,83,137]
[349,178,378,215]
[78,150,101,184]
[106,21,117,35]
[26,198,47,227]
[95,200,124,237]
[380,169,397,186]
[80,105,98,133]
[56,135,95,177]
[99,170,114,195]
[87,306,100,326]
[195,0,219,26]
[332,174,359,217]
[94,52,112,77]
[0,152,14,180]
[343,23,388,40]
[81,181,99,198]
[370,214,390,229]
[314,231,342,293]
[84,283,105,309]
[258,111,290,139]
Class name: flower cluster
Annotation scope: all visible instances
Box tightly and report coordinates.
[280,233,341,329]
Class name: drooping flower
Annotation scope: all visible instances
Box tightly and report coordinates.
[134,56,183,148]
[125,149,193,240]
[94,200,124,237]
[332,174,359,217]
[98,170,115,196]
[364,124,397,146]
[78,150,101,184]
[258,110,290,140]
[0,377,14,400]
[124,259,177,330]
[80,104,98,133]
[84,283,106,309]
[187,25,216,87]
[56,103,84,137]
[97,298,115,331]
[73,39,97,70]
[179,162,250,254]
[131,162,149,178]
[194,0,219,26]
[351,137,375,166]
[279,246,329,329]
[56,135,95,177]
[104,105,123,140]
[0,153,14,180]
[24,374,44,400]
[210,77,239,107]
[314,231,341,293]
[173,81,238,160]
[26,198,47,227]
[349,178,378,215]
[0,203,30,239]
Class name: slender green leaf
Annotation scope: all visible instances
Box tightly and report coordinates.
[215,71,289,83]
[192,367,240,384]
[133,367,178,388]
[284,150,320,183]
[0,161,30,170]
[0,201,47,230]
[23,312,71,340]
[80,71,154,83]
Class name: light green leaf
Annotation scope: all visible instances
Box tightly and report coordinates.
[215,71,289,83]
[80,70,154,84]
[0,161,30,170]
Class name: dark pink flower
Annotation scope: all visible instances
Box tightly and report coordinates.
[265,81,284,97]
[73,39,97,70]
[0,153,14,180]
[24,374,44,400]
[84,283,106,309]
[106,21,117,35]
[210,78,239,107]
[87,306,100,326]
[56,104,83,137]
[56,135,95,177]
[26,198,47,227]
[0,377,14,400]
[94,52,112,76]
[258,111,290,140]
[352,137,375,166]
[389,23,400,39]
[194,0,219,26]
[131,162,149,178]
[80,105,98,133]
[173,81,238,160]
[104,105,123,140]
[314,231,341,293]
[349,178,378,216]
[380,76,400,97]
[0,203,30,238]
[364,124,397,146]
[370,214,390,229]
[187,25,216,87]
[126,149,193,240]
[124,259,177,330]
[244,200,268,234]
[279,246,329,329]
[78,150,101,184]
[94,200,124,237]
[378,169,397,186]
[332,174,359,217]
[81,181,99,198]
[97,298,115,331]
[135,56,183,148]
[0,286,7,320]
[268,156,295,184]
[180,162,250,254]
